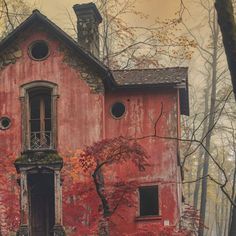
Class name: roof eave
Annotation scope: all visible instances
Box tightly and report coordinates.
[109,81,189,116]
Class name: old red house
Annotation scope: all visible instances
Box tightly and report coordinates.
[0,2,189,236]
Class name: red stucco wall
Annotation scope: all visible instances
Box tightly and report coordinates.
[104,89,181,234]
[0,29,182,235]
[0,31,104,154]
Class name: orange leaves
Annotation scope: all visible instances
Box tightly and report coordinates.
[62,152,101,235]
[79,153,96,173]
[99,0,196,68]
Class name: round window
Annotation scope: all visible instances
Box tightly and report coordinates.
[111,102,126,118]
[29,41,49,60]
[0,117,11,130]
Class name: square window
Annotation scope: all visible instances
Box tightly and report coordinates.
[139,186,159,216]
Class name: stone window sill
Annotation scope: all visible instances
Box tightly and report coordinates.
[135,215,162,221]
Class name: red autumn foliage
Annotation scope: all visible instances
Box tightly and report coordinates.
[62,136,199,235]
[158,204,200,236]
[159,226,191,236]
[80,136,150,173]
[180,204,201,234]
[0,148,19,236]
[80,136,150,216]
[62,153,100,235]
[62,136,150,235]
[0,137,197,236]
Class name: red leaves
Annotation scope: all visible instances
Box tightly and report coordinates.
[159,205,200,236]
[80,136,150,173]
[80,136,150,218]
[0,149,19,235]
[62,155,101,235]
[62,136,150,234]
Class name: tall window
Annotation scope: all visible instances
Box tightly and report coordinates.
[20,81,58,151]
[29,88,52,150]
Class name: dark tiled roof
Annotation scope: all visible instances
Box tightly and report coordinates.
[112,68,188,86]
[112,68,189,116]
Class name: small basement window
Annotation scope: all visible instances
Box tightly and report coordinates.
[29,41,49,60]
[139,186,159,216]
[0,117,11,130]
[111,102,126,118]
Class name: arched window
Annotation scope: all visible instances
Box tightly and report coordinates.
[20,81,58,151]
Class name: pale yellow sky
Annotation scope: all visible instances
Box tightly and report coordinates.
[28,0,181,31]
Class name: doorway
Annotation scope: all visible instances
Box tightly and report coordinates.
[28,172,55,236]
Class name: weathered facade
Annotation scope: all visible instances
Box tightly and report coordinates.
[0,3,189,236]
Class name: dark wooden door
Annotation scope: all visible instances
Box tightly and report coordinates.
[28,173,54,236]
[31,193,48,236]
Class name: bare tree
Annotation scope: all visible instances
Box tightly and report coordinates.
[180,1,236,235]
[0,0,31,37]
[94,0,195,69]
[215,0,236,97]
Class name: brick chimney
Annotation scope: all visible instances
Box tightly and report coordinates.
[73,3,102,58]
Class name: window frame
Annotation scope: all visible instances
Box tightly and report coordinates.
[110,101,126,119]
[20,81,59,151]
[28,40,50,61]
[138,185,160,218]
[0,116,11,130]
[29,88,52,149]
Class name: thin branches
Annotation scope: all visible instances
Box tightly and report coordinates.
[2,0,14,31]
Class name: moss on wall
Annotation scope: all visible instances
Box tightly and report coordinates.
[15,152,63,165]
[0,46,22,70]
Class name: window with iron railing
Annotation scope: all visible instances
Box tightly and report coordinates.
[20,81,58,152]
[28,88,53,150]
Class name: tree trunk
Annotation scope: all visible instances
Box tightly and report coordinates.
[198,12,219,236]
[215,0,236,97]
[99,217,109,236]
[229,196,236,236]
[219,194,225,236]
[224,200,230,236]
[215,193,220,236]
[93,166,110,235]
[193,88,210,209]
[228,129,236,234]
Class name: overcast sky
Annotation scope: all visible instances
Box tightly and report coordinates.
[30,0,182,30]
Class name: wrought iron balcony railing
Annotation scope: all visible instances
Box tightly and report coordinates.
[30,131,53,150]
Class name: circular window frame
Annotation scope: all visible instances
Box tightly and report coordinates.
[110,101,126,119]
[0,116,11,130]
[28,40,50,61]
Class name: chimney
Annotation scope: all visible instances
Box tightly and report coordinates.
[73,3,102,58]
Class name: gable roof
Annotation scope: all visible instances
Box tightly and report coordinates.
[0,9,109,75]
[0,10,189,115]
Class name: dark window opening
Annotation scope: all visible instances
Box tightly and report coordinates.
[29,88,52,150]
[111,102,126,118]
[139,186,159,216]
[30,41,49,60]
[0,117,11,130]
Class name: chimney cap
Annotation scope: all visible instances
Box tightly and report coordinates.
[73,2,102,23]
